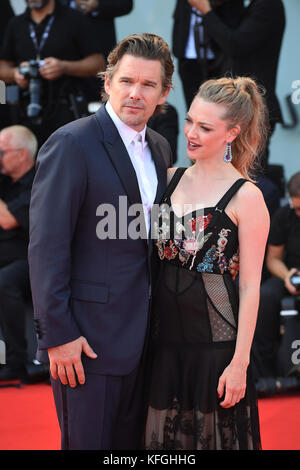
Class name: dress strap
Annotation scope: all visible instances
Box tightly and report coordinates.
[160,167,187,204]
[215,178,249,212]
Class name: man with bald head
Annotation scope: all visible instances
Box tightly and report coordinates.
[0,125,37,382]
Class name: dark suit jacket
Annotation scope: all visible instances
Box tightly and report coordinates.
[28,104,172,376]
[203,0,285,123]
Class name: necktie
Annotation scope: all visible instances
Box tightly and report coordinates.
[193,11,206,61]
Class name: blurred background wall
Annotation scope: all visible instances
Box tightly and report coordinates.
[10,0,300,181]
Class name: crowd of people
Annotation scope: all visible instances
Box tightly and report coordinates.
[0,0,299,451]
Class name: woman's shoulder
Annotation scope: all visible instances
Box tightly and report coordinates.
[235,179,270,221]
[166,167,186,185]
[238,179,265,200]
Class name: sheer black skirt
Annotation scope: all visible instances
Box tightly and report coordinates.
[144,263,261,450]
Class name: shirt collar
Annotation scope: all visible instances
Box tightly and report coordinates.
[14,167,35,187]
[105,101,147,150]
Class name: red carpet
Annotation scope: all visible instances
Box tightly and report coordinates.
[0,383,60,450]
[0,383,299,450]
[258,394,300,450]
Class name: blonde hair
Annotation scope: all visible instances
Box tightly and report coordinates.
[196,76,269,180]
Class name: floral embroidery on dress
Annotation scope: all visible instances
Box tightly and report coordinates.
[196,228,231,274]
[216,228,231,273]
[154,210,214,267]
[153,203,234,274]
[197,246,217,273]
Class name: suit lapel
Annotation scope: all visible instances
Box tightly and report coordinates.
[95,105,143,207]
[95,106,168,207]
[94,106,168,251]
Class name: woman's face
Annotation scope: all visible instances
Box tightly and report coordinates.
[184,96,238,162]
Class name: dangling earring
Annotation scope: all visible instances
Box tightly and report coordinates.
[223,142,232,163]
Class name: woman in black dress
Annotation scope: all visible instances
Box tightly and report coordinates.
[145,76,270,450]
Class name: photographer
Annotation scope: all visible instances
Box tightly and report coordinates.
[0,125,37,382]
[253,171,300,380]
[190,0,285,170]
[172,0,245,108]
[0,0,104,147]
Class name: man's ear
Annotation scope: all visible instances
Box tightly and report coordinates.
[104,73,111,96]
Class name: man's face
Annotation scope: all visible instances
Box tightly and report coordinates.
[104,54,170,132]
[0,132,23,178]
[26,0,51,10]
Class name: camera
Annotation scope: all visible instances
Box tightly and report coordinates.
[281,295,300,317]
[19,59,44,119]
[280,272,300,317]
[290,273,300,291]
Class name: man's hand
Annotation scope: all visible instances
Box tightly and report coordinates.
[48,336,97,387]
[284,268,300,295]
[39,57,66,81]
[187,0,212,15]
[0,199,19,230]
[74,0,99,14]
[14,62,29,88]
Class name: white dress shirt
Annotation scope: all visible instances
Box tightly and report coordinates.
[105,101,158,237]
[185,8,215,60]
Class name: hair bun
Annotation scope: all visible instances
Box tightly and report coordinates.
[234,76,266,98]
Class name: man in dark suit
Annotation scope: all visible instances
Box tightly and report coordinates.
[192,0,286,169]
[28,33,173,450]
[172,0,245,108]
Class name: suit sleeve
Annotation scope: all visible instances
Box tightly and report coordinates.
[203,0,283,58]
[28,129,87,350]
[96,0,133,19]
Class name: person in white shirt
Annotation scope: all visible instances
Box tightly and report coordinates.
[171,0,245,107]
